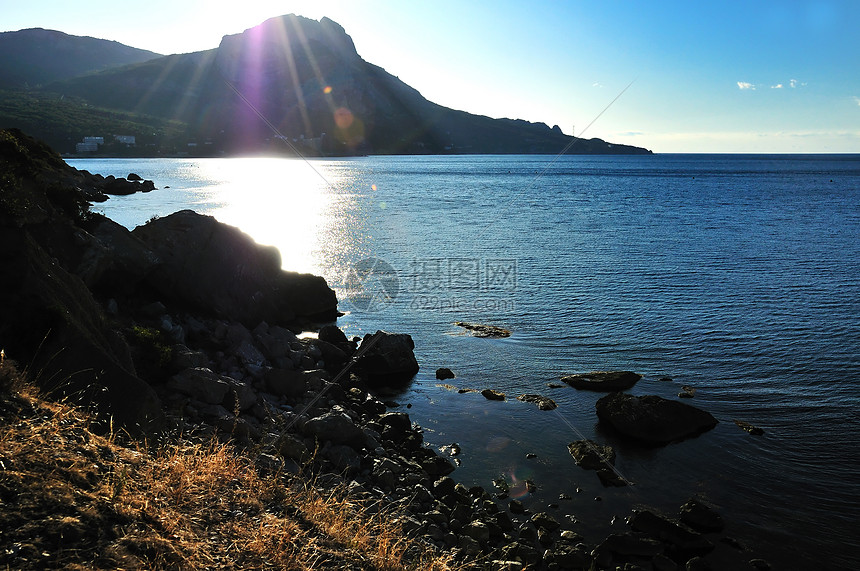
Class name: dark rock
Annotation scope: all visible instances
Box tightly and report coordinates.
[132,210,337,326]
[275,433,310,462]
[0,133,163,430]
[720,536,745,551]
[653,553,679,571]
[629,510,714,556]
[439,442,461,457]
[223,380,257,412]
[509,499,525,514]
[596,468,629,487]
[561,370,641,391]
[167,367,231,404]
[531,512,560,532]
[599,532,664,557]
[679,385,697,398]
[517,393,557,410]
[567,439,616,470]
[378,411,412,433]
[312,339,348,372]
[433,476,457,497]
[482,389,506,401]
[358,394,386,417]
[127,172,142,181]
[686,556,712,571]
[733,419,765,435]
[596,392,718,445]
[454,321,511,338]
[435,367,456,380]
[495,510,514,532]
[85,215,159,292]
[463,520,491,543]
[265,368,313,398]
[323,444,361,472]
[170,344,210,371]
[550,544,592,568]
[318,324,348,344]
[422,455,456,477]
[302,411,364,446]
[102,176,142,196]
[679,498,724,533]
[352,330,419,385]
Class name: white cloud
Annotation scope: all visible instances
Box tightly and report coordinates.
[737,81,756,90]
[854,97,860,107]
[771,83,784,89]
[790,79,798,88]
[592,82,604,88]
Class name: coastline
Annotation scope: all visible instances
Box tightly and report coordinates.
[1,128,773,570]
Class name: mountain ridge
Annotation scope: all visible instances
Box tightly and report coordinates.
[1,15,651,156]
[0,28,162,87]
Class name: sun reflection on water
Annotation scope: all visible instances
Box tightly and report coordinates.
[197,157,359,277]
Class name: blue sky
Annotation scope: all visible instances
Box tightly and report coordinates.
[4,0,859,152]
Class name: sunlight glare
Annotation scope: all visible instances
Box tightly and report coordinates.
[200,158,334,275]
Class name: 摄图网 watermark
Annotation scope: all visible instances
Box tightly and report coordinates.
[342,257,517,313]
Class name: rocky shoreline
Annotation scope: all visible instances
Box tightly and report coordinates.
[1,129,770,570]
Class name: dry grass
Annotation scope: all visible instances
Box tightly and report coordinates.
[0,360,457,570]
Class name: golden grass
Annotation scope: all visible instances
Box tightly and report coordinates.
[0,361,457,570]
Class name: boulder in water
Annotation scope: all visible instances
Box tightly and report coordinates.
[596,392,717,445]
[561,371,641,391]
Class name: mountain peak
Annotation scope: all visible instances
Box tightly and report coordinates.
[216,14,359,83]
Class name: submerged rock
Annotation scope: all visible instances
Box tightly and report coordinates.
[567,440,616,470]
[481,389,506,401]
[733,419,764,435]
[629,509,714,556]
[680,498,725,533]
[561,371,641,391]
[517,393,557,410]
[595,392,717,445]
[679,385,697,398]
[454,322,511,338]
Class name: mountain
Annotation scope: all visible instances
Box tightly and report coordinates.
[2,16,650,156]
[0,28,161,88]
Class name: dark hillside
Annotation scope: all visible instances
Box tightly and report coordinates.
[0,28,161,88]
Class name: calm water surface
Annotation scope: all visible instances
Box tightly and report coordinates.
[71,154,860,569]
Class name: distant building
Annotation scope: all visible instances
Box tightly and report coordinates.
[114,135,136,146]
[75,142,99,153]
[76,136,104,153]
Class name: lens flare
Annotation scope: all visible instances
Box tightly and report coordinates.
[486,436,511,453]
[506,466,536,499]
[323,85,333,94]
[334,107,354,129]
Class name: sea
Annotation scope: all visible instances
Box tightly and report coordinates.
[69,154,860,569]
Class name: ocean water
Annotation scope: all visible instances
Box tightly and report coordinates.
[71,154,860,569]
